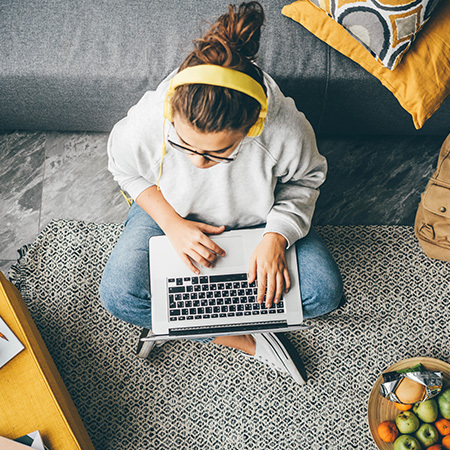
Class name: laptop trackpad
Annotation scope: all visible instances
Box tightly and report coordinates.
[211,235,245,268]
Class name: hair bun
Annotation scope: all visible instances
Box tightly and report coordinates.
[194,2,265,64]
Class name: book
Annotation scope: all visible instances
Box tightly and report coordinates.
[0,436,31,449]
[0,316,25,368]
[0,431,48,450]
[15,430,47,450]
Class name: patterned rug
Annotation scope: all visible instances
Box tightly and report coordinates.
[9,220,450,450]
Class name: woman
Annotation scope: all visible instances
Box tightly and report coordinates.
[100,2,343,385]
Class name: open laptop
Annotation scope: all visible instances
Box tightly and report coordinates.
[141,228,310,342]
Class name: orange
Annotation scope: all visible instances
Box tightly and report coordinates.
[436,418,450,436]
[443,435,450,450]
[377,420,399,443]
[427,445,444,450]
[394,402,413,411]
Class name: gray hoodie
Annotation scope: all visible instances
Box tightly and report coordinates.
[107,70,327,248]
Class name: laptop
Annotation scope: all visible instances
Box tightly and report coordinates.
[141,228,310,342]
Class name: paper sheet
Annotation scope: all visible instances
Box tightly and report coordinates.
[0,316,25,368]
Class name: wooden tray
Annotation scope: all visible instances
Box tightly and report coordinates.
[367,357,450,449]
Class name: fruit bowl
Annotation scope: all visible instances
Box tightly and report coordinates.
[368,357,450,449]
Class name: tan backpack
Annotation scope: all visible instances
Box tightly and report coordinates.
[415,133,450,262]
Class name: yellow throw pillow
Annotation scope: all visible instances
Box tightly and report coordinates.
[282,0,450,129]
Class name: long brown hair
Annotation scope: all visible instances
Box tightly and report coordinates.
[171,2,266,133]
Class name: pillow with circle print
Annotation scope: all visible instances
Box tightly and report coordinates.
[415,133,450,261]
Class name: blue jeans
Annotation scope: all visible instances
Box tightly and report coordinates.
[99,203,343,343]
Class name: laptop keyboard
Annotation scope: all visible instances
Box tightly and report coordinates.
[167,273,285,322]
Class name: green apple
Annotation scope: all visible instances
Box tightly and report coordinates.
[395,411,420,434]
[438,388,450,419]
[414,423,439,447]
[393,434,422,450]
[413,399,438,423]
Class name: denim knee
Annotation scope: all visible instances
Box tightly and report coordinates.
[302,266,343,319]
[99,270,153,329]
[98,271,124,320]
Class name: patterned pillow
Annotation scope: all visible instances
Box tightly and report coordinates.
[282,0,450,129]
[307,0,442,70]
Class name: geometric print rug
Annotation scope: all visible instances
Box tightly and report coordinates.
[9,220,450,450]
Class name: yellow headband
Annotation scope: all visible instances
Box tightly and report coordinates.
[167,65,268,117]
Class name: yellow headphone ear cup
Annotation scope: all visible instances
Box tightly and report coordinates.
[163,83,175,122]
[247,117,264,137]
[163,94,174,122]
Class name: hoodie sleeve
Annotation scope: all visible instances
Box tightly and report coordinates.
[263,96,327,248]
[107,92,164,200]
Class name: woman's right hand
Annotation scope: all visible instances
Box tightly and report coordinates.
[165,218,226,274]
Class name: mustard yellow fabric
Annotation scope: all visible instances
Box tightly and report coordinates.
[0,271,95,450]
[282,0,450,129]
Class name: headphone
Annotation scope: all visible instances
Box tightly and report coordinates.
[163,64,268,137]
[157,65,268,189]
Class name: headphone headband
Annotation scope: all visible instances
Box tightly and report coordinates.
[168,65,268,119]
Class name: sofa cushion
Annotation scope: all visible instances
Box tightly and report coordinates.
[306,0,442,70]
[282,0,450,130]
[0,271,95,450]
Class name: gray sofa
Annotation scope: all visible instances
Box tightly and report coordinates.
[1,0,448,136]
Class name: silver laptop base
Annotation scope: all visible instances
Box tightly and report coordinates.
[141,323,311,341]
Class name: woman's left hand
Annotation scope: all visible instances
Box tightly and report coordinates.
[247,233,291,308]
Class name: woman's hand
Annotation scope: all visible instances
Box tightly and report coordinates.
[165,218,226,274]
[135,186,225,273]
[247,233,291,307]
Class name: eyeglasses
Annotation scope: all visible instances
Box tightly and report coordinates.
[167,120,245,163]
[167,138,241,164]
